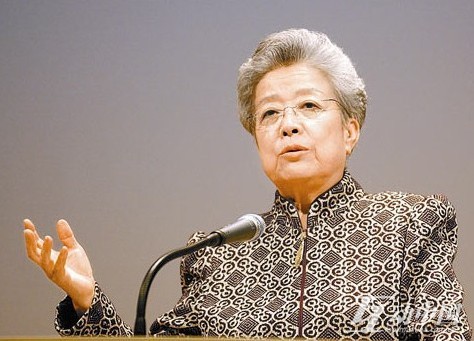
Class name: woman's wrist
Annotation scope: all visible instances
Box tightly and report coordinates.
[71,282,95,312]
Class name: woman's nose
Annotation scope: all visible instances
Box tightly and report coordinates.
[280,107,301,137]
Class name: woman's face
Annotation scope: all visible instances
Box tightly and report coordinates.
[254,63,360,195]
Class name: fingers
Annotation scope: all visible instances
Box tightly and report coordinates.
[56,219,78,249]
[55,246,68,271]
[23,219,69,286]
[40,236,55,278]
[51,246,68,283]
[24,229,41,264]
[23,219,43,248]
[23,218,36,232]
[36,236,68,286]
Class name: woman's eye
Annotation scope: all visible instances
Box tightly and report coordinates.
[301,101,321,110]
[263,110,278,117]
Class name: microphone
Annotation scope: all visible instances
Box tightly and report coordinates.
[206,213,265,246]
[134,214,265,335]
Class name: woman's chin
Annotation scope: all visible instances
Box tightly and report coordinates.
[273,172,318,190]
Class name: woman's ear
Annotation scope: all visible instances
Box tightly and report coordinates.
[344,118,360,156]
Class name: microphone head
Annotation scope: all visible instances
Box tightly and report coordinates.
[215,213,266,245]
[236,213,265,242]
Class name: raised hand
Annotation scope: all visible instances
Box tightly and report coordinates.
[23,219,95,311]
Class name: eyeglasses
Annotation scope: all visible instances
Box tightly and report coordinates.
[255,98,341,128]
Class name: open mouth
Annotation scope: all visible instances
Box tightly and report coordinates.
[280,145,308,155]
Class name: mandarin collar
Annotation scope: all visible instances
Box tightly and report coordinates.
[273,170,364,221]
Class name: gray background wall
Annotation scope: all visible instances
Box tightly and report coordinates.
[1,0,472,336]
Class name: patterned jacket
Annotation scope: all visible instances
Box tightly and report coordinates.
[55,171,471,340]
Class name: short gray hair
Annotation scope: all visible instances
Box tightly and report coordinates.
[237,28,367,135]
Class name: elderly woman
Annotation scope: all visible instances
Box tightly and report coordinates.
[24,29,470,340]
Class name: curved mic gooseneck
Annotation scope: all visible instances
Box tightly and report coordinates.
[134,214,265,335]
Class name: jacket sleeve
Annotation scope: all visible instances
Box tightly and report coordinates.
[400,194,471,340]
[55,232,210,337]
[55,282,133,336]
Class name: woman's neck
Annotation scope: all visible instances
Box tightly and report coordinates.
[277,171,344,227]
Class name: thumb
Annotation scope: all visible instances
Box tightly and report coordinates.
[56,219,78,249]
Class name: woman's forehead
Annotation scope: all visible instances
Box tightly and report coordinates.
[256,88,326,107]
[255,64,334,106]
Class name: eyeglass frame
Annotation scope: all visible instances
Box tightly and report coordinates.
[254,98,342,128]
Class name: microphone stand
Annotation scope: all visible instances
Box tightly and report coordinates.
[134,233,222,335]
